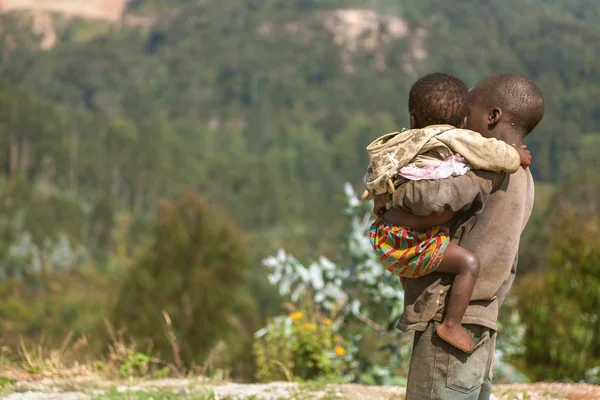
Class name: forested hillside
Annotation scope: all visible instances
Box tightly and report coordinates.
[0,0,599,382]
[1,0,599,244]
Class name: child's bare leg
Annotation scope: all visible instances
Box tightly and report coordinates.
[434,243,480,353]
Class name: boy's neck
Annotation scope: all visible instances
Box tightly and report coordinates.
[492,127,524,146]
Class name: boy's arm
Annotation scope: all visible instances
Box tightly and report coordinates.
[437,129,530,173]
[391,170,497,216]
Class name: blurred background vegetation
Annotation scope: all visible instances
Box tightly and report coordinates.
[0,0,598,384]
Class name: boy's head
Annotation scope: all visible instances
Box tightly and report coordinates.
[408,72,469,130]
[467,74,545,139]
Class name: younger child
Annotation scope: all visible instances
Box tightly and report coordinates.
[362,73,531,353]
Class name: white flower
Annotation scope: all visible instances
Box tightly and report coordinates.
[308,262,324,290]
[344,182,360,208]
[254,328,268,338]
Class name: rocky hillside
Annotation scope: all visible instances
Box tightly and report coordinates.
[0,0,128,21]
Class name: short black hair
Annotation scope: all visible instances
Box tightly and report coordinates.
[469,73,545,136]
[408,72,469,128]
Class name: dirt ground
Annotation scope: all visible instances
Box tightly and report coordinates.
[0,377,599,400]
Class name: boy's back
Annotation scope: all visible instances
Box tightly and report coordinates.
[396,167,534,330]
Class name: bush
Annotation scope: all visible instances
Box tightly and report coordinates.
[517,207,600,381]
[260,184,411,384]
[253,307,344,382]
[0,267,116,356]
[111,191,259,374]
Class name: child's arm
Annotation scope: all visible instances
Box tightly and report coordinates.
[437,129,531,173]
[383,206,456,231]
[374,192,455,231]
[391,170,497,217]
[372,193,389,217]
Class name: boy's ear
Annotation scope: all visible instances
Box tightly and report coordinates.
[459,116,467,129]
[488,107,502,124]
[409,114,416,129]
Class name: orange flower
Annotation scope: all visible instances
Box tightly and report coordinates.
[302,323,317,331]
[323,318,333,325]
[289,311,304,320]
[334,346,346,356]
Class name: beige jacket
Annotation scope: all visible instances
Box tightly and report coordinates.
[362,125,521,200]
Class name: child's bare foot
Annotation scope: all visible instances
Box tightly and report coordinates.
[436,323,475,353]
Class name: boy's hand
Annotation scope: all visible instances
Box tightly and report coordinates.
[373,194,389,217]
[514,144,532,167]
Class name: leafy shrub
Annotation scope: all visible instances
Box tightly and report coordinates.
[111,191,259,372]
[253,307,344,382]
[260,184,412,384]
[517,207,600,381]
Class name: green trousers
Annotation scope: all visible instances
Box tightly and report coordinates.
[405,322,496,400]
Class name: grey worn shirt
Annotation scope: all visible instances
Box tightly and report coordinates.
[392,167,535,331]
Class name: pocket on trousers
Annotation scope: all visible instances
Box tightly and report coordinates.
[446,331,491,393]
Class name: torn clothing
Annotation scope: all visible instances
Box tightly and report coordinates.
[363,125,521,200]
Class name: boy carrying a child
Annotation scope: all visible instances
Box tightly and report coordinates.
[362,73,532,353]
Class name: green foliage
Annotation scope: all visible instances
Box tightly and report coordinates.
[112,192,258,370]
[118,350,151,378]
[0,0,598,253]
[115,349,170,379]
[261,186,416,384]
[97,388,206,400]
[254,308,344,382]
[0,269,117,354]
[0,377,16,388]
[517,207,600,381]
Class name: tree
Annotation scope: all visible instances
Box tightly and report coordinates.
[111,191,257,368]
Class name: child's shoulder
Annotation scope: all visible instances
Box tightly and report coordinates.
[387,124,457,138]
[435,127,484,138]
[367,125,463,152]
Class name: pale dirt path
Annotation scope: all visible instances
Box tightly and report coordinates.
[1,378,599,400]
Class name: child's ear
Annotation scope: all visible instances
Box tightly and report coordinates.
[459,116,467,129]
[409,114,416,129]
[489,107,502,124]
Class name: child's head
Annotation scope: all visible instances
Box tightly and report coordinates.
[467,74,545,139]
[408,72,469,130]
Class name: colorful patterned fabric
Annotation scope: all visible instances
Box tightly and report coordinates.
[369,218,450,278]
